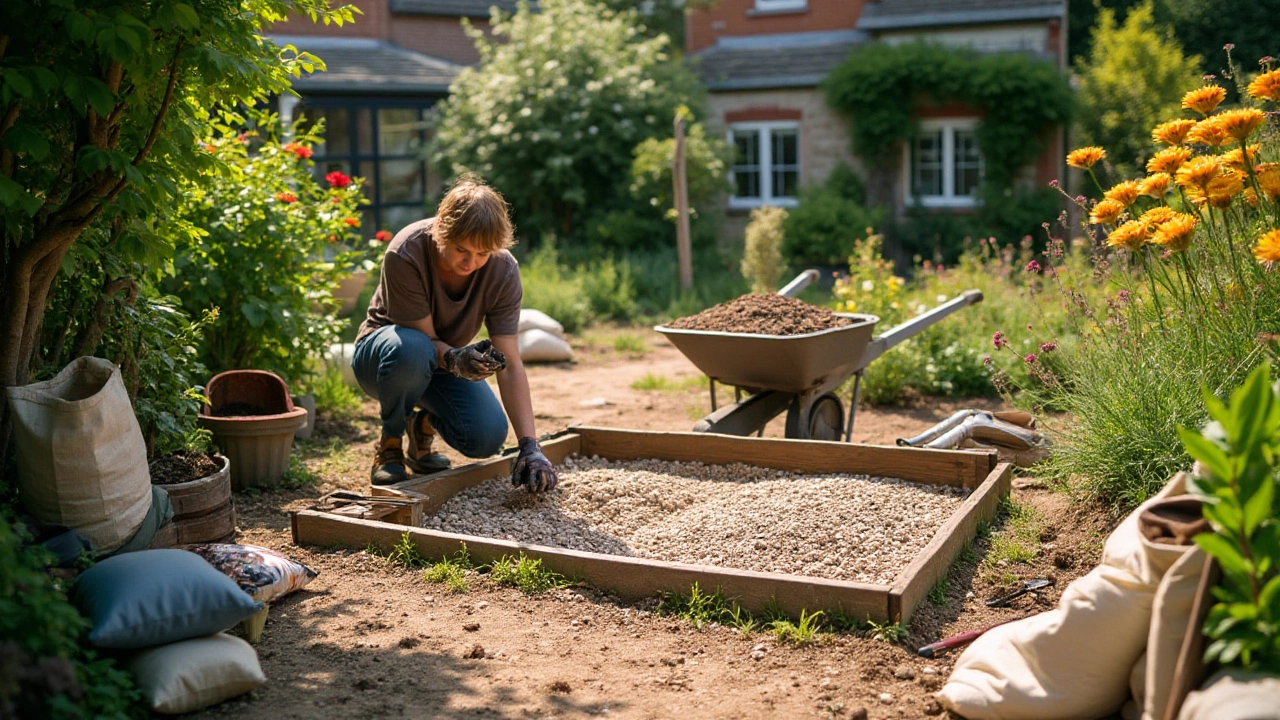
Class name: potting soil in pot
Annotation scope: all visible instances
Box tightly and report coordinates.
[665,293,851,336]
[150,451,221,485]
[422,455,968,584]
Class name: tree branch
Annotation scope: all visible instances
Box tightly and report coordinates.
[132,40,182,168]
[72,275,138,360]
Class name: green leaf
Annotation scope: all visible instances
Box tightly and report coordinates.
[1231,365,1273,455]
[173,3,200,30]
[2,69,33,98]
[2,125,51,161]
[82,76,116,117]
[241,303,266,328]
[1241,476,1274,536]
[0,174,42,216]
[1180,428,1232,482]
[1195,532,1249,577]
[66,12,95,44]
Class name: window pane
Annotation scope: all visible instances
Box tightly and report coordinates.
[379,108,424,156]
[732,130,761,199]
[770,129,799,198]
[912,130,943,197]
[380,159,425,204]
[356,109,374,155]
[302,108,351,157]
[954,129,982,197]
[380,205,426,235]
[773,169,799,198]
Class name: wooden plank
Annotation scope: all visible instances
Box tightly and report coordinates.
[291,510,892,621]
[369,433,582,512]
[576,426,995,488]
[887,462,1013,623]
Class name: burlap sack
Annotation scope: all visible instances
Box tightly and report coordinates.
[939,474,1191,720]
[5,357,151,554]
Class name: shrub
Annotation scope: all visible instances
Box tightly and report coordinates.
[160,110,374,388]
[519,238,593,333]
[782,164,883,269]
[741,206,787,294]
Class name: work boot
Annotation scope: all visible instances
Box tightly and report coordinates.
[405,409,451,475]
[370,435,409,486]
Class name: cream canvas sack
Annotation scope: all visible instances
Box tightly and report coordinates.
[5,357,151,554]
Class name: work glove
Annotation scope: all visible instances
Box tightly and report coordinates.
[511,436,557,493]
[440,339,507,381]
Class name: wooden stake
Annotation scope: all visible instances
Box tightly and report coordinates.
[673,112,693,291]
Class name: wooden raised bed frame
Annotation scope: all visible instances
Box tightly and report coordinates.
[292,426,1012,623]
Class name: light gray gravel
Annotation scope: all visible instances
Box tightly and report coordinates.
[421,455,969,584]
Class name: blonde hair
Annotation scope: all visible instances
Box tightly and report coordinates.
[433,176,515,252]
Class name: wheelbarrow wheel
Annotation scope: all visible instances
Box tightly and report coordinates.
[807,393,844,441]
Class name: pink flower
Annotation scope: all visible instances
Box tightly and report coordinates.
[1040,342,1057,353]
[1024,353,1038,363]
[1117,289,1131,304]
[1025,260,1042,273]
[376,230,392,242]
[993,331,1009,350]
[326,171,352,188]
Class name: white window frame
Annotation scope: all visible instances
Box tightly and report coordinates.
[754,0,807,11]
[728,121,801,209]
[904,118,983,209]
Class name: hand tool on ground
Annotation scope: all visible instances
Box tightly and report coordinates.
[985,578,1053,608]
[917,614,1036,658]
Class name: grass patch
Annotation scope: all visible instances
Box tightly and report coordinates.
[631,372,681,391]
[769,609,825,646]
[279,454,320,490]
[488,553,569,594]
[423,544,475,594]
[928,575,950,606]
[656,583,758,636]
[864,618,908,644]
[386,531,427,568]
[612,334,647,354]
[982,498,1042,568]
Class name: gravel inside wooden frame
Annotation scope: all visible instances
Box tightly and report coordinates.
[293,427,1012,623]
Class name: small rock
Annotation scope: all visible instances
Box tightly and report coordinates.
[965,591,975,600]
[878,692,893,704]
[922,666,938,676]
[549,680,572,694]
[893,665,916,680]
[580,397,614,408]
[750,650,766,661]
[924,698,944,716]
[849,707,869,720]
[475,601,489,610]
[752,643,768,653]
[463,623,480,632]
[464,645,485,659]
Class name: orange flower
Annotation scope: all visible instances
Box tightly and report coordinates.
[1139,173,1172,198]
[274,191,297,203]
[1248,69,1280,101]
[1187,117,1231,148]
[1222,144,1261,173]
[1151,213,1198,252]
[1204,172,1244,208]
[204,143,217,152]
[283,142,314,159]
[1147,146,1192,174]
[1182,85,1226,115]
[1089,198,1126,225]
[1176,155,1224,191]
[1106,220,1149,251]
[1215,108,1266,142]
[375,230,393,242]
[1140,206,1177,229]
[1104,180,1142,206]
[1253,229,1280,265]
[1067,146,1107,169]
[1257,163,1280,199]
[343,217,360,227]
[1152,119,1197,146]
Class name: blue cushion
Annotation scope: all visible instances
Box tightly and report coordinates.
[73,549,262,649]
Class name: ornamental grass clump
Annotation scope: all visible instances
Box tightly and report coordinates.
[991,65,1280,509]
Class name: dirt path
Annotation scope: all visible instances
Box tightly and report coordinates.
[224,327,1115,720]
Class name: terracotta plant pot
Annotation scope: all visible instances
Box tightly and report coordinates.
[197,370,307,490]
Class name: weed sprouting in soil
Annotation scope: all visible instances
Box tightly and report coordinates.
[279,454,320,490]
[865,618,908,644]
[825,608,862,633]
[928,575,950,605]
[631,373,681,391]
[386,531,427,568]
[770,609,826,646]
[657,583,761,634]
[423,544,475,594]
[488,553,569,594]
[724,604,757,637]
[612,334,647,354]
[983,498,1043,569]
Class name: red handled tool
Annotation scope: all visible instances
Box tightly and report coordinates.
[916,615,1035,658]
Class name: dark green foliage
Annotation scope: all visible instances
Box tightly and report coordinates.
[0,519,143,718]
[1156,0,1280,74]
[824,42,1073,189]
[893,187,1062,265]
[782,164,885,269]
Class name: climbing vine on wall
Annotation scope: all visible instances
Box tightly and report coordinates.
[824,41,1074,189]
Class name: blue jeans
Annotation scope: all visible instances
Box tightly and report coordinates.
[352,325,509,458]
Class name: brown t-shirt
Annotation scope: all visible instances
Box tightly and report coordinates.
[357,218,522,347]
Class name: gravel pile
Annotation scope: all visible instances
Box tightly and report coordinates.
[422,456,968,584]
[664,293,852,336]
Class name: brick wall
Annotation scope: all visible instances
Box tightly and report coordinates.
[275,0,388,38]
[687,0,866,54]
[390,15,491,65]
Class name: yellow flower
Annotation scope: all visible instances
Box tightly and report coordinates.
[1151,213,1198,252]
[1221,144,1261,173]
[1067,146,1107,169]
[1215,108,1266,142]
[1147,146,1193,174]
[1175,155,1224,191]
[1104,180,1142,206]
[1257,163,1280,199]
[1193,172,1244,209]
[1187,116,1231,148]
[1089,198,1127,225]
[1140,206,1178,230]
[1253,229,1280,264]
[1248,69,1280,101]
[1152,119,1197,146]
[1182,85,1227,115]
[1139,173,1172,198]
[1107,220,1149,251]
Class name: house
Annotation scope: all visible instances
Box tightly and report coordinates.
[687,0,1067,222]
[270,1,520,234]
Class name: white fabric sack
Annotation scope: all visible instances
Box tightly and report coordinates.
[327,343,358,387]
[939,474,1190,720]
[1178,669,1280,720]
[127,632,265,714]
[5,357,151,554]
[518,309,565,338]
[518,328,573,363]
[1141,545,1207,720]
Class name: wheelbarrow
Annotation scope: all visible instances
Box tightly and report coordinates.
[655,270,983,441]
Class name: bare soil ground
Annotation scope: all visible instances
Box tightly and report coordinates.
[218,327,1120,720]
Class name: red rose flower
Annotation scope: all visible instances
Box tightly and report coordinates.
[274,191,297,203]
[376,230,392,242]
[283,142,313,159]
[325,171,352,188]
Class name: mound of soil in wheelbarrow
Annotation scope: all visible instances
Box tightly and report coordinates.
[666,293,851,336]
